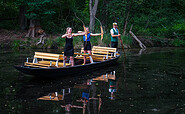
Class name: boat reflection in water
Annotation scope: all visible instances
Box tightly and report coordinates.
[37,71,117,113]
[93,71,116,100]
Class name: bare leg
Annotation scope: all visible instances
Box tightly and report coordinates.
[70,56,74,66]
[83,50,87,64]
[87,50,91,54]
[87,50,92,63]
[65,56,67,64]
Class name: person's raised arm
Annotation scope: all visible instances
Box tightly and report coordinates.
[78,31,85,34]
[72,32,85,37]
[62,34,68,38]
[90,33,101,36]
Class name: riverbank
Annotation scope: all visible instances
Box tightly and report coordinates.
[0,29,184,49]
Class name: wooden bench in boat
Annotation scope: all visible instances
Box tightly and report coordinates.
[75,54,106,61]
[24,52,71,68]
[75,46,117,62]
[92,46,117,57]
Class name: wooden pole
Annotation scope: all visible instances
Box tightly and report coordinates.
[117,27,126,57]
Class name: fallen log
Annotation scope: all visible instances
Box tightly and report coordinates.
[129,31,146,49]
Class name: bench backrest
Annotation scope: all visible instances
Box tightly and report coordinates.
[34,52,63,61]
[32,52,64,67]
[92,46,117,53]
[92,46,117,57]
[80,46,117,58]
[81,46,117,53]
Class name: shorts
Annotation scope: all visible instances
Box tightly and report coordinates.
[111,42,118,48]
[84,41,91,51]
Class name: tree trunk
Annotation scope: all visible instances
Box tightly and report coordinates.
[25,19,41,38]
[123,5,131,36]
[89,0,99,32]
[102,0,108,32]
[19,5,27,30]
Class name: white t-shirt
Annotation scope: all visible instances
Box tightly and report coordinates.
[110,28,118,34]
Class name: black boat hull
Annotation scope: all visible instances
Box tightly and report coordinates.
[14,54,120,77]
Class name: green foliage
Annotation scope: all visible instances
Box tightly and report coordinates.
[42,21,59,33]
[130,0,185,39]
[19,0,56,19]
[72,36,84,49]
[12,40,22,49]
[45,38,54,48]
[0,1,18,18]
[0,20,19,30]
[0,0,184,47]
[102,34,111,46]
[170,39,185,47]
[172,20,185,38]
[0,1,19,29]
[55,37,65,48]
[122,35,132,45]
[90,36,99,46]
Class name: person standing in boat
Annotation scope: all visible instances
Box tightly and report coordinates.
[79,27,101,64]
[62,27,83,66]
[110,22,121,48]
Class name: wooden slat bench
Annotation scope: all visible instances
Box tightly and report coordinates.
[24,52,71,68]
[75,55,106,61]
[92,46,117,57]
[75,50,106,62]
[75,46,117,62]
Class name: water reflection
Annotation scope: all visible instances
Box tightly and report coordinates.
[37,71,117,113]
[137,48,145,56]
[1,48,185,113]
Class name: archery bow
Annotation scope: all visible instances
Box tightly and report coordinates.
[74,13,87,43]
[94,16,104,40]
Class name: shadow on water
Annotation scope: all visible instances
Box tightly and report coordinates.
[0,48,185,113]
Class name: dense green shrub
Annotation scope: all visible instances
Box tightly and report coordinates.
[12,40,22,49]
[55,37,65,49]
[170,39,185,47]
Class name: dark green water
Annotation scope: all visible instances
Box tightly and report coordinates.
[0,48,185,114]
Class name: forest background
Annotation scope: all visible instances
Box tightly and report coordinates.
[0,0,184,49]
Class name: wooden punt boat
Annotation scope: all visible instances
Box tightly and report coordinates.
[14,46,120,77]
